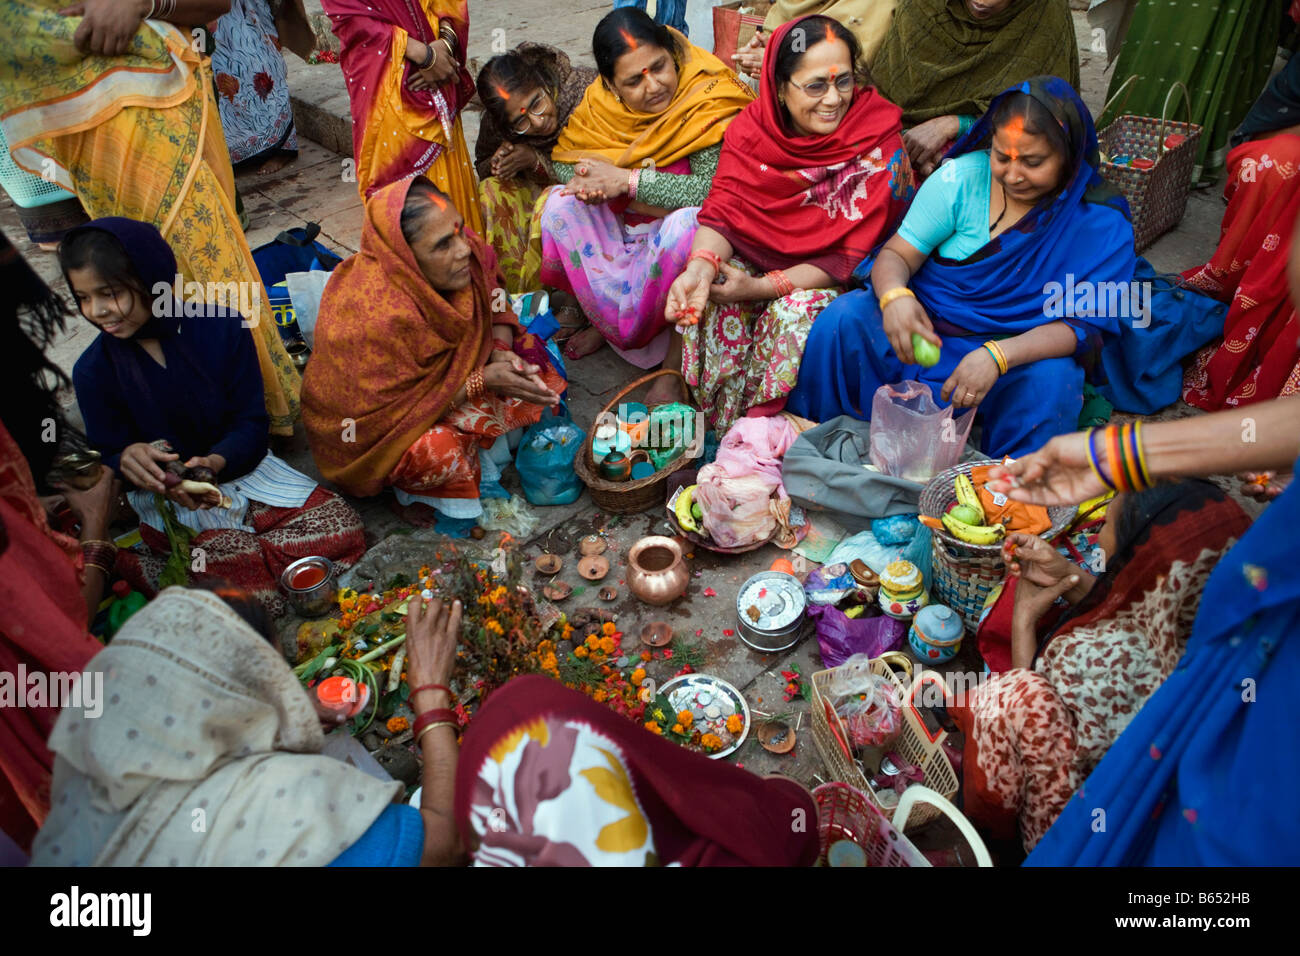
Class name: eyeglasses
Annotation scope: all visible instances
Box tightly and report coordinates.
[510,94,550,135]
[785,73,855,100]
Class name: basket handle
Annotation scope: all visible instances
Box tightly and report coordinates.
[905,668,949,747]
[1097,74,1139,126]
[582,368,691,468]
[892,786,994,867]
[1158,81,1192,157]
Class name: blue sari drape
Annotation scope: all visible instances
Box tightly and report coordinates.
[787,77,1137,457]
[1027,455,1300,865]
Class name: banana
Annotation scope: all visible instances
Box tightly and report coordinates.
[941,511,1005,545]
[675,484,700,533]
[953,473,986,525]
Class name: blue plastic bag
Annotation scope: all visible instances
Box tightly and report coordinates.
[515,404,585,505]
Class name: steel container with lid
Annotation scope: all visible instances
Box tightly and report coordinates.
[735,570,807,652]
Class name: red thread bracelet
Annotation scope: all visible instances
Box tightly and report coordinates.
[409,683,454,699]
[687,249,722,275]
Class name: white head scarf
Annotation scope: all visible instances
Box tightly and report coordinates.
[31,588,402,866]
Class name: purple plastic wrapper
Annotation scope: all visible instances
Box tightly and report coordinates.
[809,604,907,669]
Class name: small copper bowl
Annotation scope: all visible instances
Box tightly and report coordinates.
[578,555,610,580]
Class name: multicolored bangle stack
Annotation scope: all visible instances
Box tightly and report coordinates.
[628,168,641,201]
[81,539,117,578]
[982,340,1008,376]
[465,368,485,402]
[687,249,722,277]
[1086,422,1153,492]
[765,270,795,298]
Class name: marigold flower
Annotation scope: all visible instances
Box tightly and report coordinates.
[585,634,600,649]
[602,621,616,636]
[593,689,608,703]
[700,733,723,751]
[630,668,646,687]
[598,636,616,655]
[644,720,663,735]
[677,710,694,729]
[484,619,504,635]
[639,650,652,662]
[386,716,409,733]
[671,723,685,735]
[574,646,589,658]
[726,714,744,734]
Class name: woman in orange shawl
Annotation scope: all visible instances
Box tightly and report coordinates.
[302,177,564,519]
[322,0,482,233]
[539,8,753,368]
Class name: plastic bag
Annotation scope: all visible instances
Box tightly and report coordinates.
[869,382,974,483]
[284,270,331,348]
[647,402,699,470]
[478,494,541,538]
[871,513,918,546]
[824,659,905,748]
[809,605,906,668]
[515,405,585,505]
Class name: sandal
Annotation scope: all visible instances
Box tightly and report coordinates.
[551,304,587,345]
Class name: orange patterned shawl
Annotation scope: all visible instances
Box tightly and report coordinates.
[302,178,515,497]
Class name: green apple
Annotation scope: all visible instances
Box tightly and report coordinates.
[911,332,941,368]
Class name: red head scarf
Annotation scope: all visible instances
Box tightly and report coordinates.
[697,16,915,283]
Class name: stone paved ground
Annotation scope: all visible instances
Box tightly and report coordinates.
[2,6,1264,862]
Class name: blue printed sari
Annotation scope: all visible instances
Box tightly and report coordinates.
[786,77,1136,457]
[1027,454,1300,866]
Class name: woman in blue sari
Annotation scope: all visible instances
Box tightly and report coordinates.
[786,77,1135,457]
[987,395,1300,865]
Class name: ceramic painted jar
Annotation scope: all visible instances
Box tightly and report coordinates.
[907,604,963,662]
[879,560,923,596]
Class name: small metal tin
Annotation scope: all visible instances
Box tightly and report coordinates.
[280,556,336,618]
[735,570,807,652]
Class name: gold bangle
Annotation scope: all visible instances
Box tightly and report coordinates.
[80,538,118,549]
[878,287,916,310]
[415,721,458,744]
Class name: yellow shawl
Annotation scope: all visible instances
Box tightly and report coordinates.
[552,29,753,168]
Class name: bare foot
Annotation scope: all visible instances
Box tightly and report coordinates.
[257,154,295,175]
[643,380,682,406]
[563,326,607,359]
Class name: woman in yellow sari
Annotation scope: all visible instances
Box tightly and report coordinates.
[539,8,753,366]
[322,0,481,233]
[0,0,301,435]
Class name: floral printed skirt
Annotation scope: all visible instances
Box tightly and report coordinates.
[481,176,547,294]
[680,267,839,435]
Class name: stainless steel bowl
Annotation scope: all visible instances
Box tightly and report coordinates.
[735,570,808,652]
[280,556,336,618]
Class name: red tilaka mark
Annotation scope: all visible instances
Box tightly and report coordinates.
[619,28,639,50]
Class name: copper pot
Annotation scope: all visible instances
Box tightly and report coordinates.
[626,535,688,606]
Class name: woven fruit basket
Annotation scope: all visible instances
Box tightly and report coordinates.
[919,460,1075,633]
[573,369,701,514]
[1098,80,1202,251]
[810,653,959,831]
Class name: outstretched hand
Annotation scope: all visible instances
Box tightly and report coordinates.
[987,432,1104,506]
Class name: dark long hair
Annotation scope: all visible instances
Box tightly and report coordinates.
[1,234,88,490]
[57,227,152,329]
[592,7,681,83]
[400,176,456,247]
[476,52,552,140]
[773,15,867,90]
[988,91,1074,202]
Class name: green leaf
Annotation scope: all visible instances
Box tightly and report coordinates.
[295,643,340,682]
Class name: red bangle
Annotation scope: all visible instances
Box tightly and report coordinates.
[492,340,512,352]
[688,249,722,276]
[765,269,795,298]
[413,708,459,735]
[465,368,485,402]
[409,683,454,699]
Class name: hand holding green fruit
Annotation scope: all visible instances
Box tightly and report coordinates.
[911,332,942,368]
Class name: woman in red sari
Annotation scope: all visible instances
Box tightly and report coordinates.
[0,236,114,854]
[322,0,482,232]
[1182,58,1300,409]
[302,177,564,520]
[664,16,914,431]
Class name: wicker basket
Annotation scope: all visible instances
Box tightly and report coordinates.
[712,1,772,63]
[919,461,1075,633]
[810,653,959,831]
[1097,80,1202,251]
[572,369,700,514]
[813,782,991,866]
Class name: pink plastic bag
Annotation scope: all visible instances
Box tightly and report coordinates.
[869,381,974,482]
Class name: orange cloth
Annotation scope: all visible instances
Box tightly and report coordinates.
[971,463,1051,535]
[551,29,753,168]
